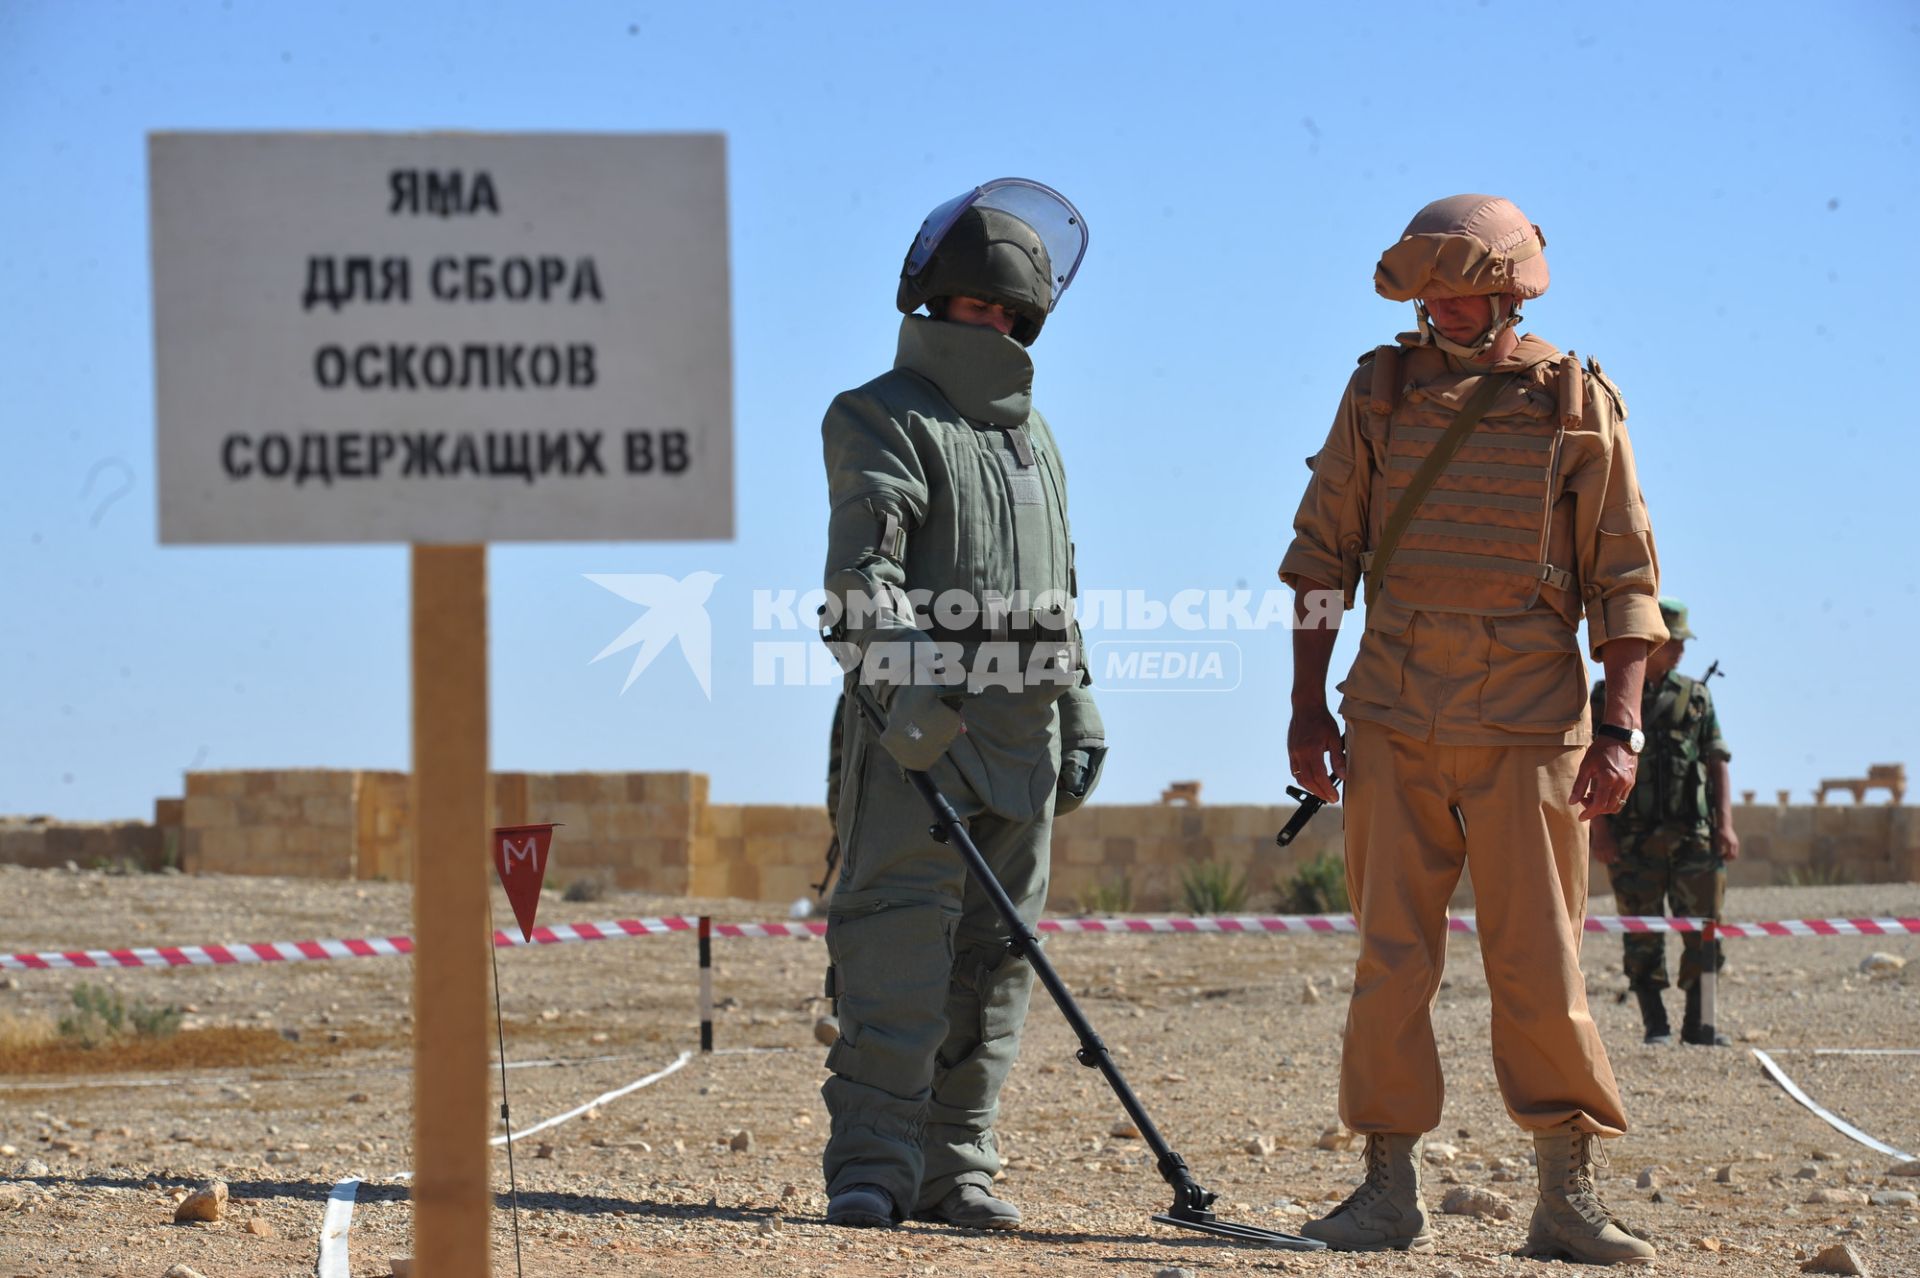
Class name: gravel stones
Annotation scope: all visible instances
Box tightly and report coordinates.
[172,1179,227,1223]
[1439,1185,1513,1219]
[1858,953,1905,979]
[1801,1243,1872,1275]
[1806,1187,1871,1206]
[1312,1126,1355,1151]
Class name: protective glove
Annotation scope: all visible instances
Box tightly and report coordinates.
[1053,686,1107,816]
[875,683,965,771]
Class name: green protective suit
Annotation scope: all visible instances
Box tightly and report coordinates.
[819,313,1103,1214]
[1595,671,1732,992]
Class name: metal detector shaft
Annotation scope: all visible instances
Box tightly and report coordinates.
[904,767,1187,1183]
[849,695,1320,1250]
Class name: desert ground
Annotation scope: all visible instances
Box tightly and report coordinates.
[1,863,1916,1277]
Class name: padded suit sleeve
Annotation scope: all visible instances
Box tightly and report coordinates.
[822,389,936,707]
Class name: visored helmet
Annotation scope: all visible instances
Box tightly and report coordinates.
[896,178,1089,346]
[1375,194,1548,358]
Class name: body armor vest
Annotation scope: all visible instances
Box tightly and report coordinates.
[1361,338,1584,617]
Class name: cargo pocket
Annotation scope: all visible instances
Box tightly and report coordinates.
[1479,612,1585,729]
[833,736,875,888]
[1336,598,1414,707]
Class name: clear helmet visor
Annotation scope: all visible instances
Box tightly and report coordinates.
[904,178,1089,311]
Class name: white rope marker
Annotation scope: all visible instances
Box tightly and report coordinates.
[316,1050,693,1278]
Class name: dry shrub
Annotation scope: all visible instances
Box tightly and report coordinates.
[0,1025,328,1076]
[0,1011,57,1054]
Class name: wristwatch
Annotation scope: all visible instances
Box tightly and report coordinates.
[1596,723,1645,754]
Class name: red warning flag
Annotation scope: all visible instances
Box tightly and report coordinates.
[491,823,559,943]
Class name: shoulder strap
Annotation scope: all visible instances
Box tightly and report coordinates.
[1365,371,1521,597]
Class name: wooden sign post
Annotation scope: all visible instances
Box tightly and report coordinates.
[410,544,491,1270]
[151,132,732,1274]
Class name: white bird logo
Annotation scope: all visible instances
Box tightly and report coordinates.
[585,571,722,698]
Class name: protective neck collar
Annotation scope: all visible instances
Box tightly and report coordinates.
[1415,297,1522,361]
[894,314,1034,426]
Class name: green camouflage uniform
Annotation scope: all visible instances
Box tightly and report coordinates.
[818,313,1100,1215]
[1594,671,1732,991]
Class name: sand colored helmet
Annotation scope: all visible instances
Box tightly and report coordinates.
[1375,194,1548,358]
[896,178,1089,345]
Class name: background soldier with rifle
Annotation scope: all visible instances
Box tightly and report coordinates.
[1592,598,1738,1046]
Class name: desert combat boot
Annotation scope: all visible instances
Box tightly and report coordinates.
[1522,1126,1656,1265]
[1300,1133,1432,1251]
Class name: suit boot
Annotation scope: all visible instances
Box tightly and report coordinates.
[1522,1126,1656,1266]
[1681,984,1730,1046]
[1300,1133,1432,1252]
[1632,987,1672,1045]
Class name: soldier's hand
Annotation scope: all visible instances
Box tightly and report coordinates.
[1287,704,1345,804]
[1715,828,1741,862]
[1571,738,1637,821]
[1591,824,1620,865]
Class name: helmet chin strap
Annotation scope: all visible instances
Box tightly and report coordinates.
[1415,296,1522,359]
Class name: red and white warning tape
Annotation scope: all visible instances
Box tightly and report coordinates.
[4,914,1916,973]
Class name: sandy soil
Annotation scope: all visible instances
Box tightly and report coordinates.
[1,864,1916,1277]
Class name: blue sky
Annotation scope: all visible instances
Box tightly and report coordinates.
[3,1,1916,819]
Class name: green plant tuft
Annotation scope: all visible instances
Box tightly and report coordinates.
[1179,860,1249,915]
[562,877,608,903]
[57,983,181,1049]
[1076,874,1134,916]
[1278,851,1350,914]
[1776,863,1849,888]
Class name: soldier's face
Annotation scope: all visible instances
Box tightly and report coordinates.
[1650,638,1685,681]
[1422,293,1494,342]
[946,296,1017,336]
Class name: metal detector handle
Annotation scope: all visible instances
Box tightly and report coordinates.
[1276,782,1338,847]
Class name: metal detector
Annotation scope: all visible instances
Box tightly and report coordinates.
[850,694,1323,1250]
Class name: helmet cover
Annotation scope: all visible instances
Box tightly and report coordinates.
[1375,194,1549,302]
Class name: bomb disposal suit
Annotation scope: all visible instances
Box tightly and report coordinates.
[818,181,1105,1225]
[1281,195,1667,1264]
